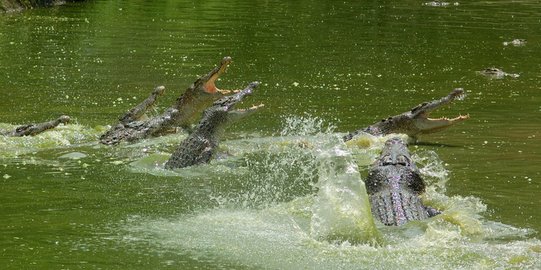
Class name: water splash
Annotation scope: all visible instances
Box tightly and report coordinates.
[310,136,381,245]
[279,114,336,137]
[122,199,541,269]
[209,115,336,208]
[117,115,540,269]
[413,149,449,192]
[345,132,410,168]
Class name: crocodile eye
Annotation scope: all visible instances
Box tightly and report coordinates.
[396,155,409,166]
[382,155,394,165]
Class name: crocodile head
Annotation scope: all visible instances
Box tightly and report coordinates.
[174,56,242,128]
[164,81,263,170]
[408,88,469,136]
[375,137,415,168]
[196,81,264,134]
[368,138,424,195]
[344,88,470,142]
[194,56,233,96]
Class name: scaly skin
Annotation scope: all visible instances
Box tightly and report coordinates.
[2,115,70,137]
[99,109,182,145]
[100,57,237,145]
[170,56,235,129]
[165,82,263,169]
[343,88,469,142]
[118,86,166,124]
[365,137,439,226]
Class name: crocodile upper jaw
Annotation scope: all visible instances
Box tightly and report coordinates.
[207,81,263,123]
[201,56,233,94]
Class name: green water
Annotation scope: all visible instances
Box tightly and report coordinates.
[1,1,541,269]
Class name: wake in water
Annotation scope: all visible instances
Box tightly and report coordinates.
[120,115,541,269]
[0,123,100,158]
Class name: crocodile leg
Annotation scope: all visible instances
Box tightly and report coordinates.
[426,206,441,217]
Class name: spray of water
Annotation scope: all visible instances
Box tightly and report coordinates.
[279,113,336,137]
[120,115,541,269]
[413,150,449,192]
[0,123,99,158]
[209,115,334,208]
[310,136,381,245]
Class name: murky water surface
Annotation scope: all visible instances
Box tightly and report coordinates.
[1,1,540,269]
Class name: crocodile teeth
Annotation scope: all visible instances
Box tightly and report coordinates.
[455,93,467,101]
[427,114,469,121]
[235,104,265,112]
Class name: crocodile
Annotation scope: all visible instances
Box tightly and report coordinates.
[477,67,519,79]
[100,57,237,145]
[1,115,70,137]
[365,137,440,226]
[423,1,454,7]
[343,88,469,142]
[165,81,263,169]
[1,0,80,13]
[503,39,526,47]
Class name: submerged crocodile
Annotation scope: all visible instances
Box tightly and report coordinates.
[423,1,456,7]
[1,115,70,137]
[1,0,80,12]
[477,67,520,79]
[100,57,237,145]
[365,137,440,226]
[503,39,526,47]
[343,88,469,142]
[165,82,263,169]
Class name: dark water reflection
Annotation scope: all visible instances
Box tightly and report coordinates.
[1,0,540,268]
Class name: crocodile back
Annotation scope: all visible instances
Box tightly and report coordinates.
[164,135,215,169]
[365,138,434,226]
[369,189,430,226]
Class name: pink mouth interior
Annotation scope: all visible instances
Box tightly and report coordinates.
[204,81,218,93]
[203,60,231,94]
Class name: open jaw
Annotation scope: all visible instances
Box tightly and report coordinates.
[415,113,469,134]
[412,88,469,133]
[202,56,233,94]
[224,82,264,119]
[228,103,265,119]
